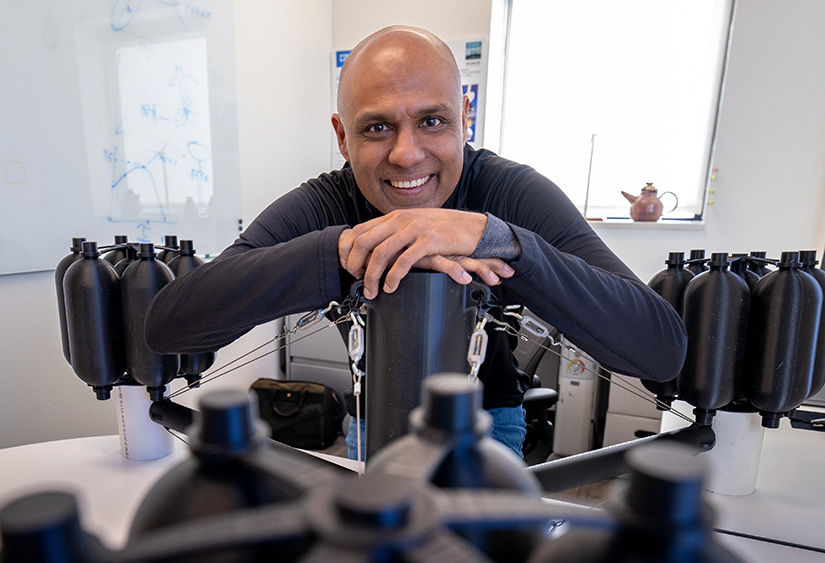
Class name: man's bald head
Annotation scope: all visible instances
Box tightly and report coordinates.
[337,26,463,119]
[330,26,469,212]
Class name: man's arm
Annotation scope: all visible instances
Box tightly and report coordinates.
[145,226,349,354]
[502,224,687,382]
[145,176,358,355]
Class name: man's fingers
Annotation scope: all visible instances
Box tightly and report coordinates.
[343,219,415,279]
[385,255,473,292]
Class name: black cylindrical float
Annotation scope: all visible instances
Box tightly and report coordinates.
[364,272,479,458]
[644,252,694,408]
[113,243,138,276]
[526,442,744,563]
[747,250,772,278]
[729,253,760,292]
[686,249,709,276]
[121,243,180,401]
[0,491,101,563]
[369,374,543,563]
[744,251,822,428]
[129,390,308,562]
[800,250,825,399]
[55,236,86,364]
[678,252,750,425]
[102,234,130,265]
[167,240,216,385]
[157,234,179,264]
[63,241,126,400]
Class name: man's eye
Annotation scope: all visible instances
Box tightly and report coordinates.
[366,124,386,133]
[423,117,443,127]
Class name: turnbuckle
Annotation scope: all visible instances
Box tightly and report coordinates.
[348,310,365,393]
[467,317,489,382]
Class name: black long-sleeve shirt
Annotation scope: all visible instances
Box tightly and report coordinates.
[146,144,687,409]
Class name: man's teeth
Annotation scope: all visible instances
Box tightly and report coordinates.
[390,176,429,189]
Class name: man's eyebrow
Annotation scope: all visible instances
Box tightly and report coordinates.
[354,104,456,125]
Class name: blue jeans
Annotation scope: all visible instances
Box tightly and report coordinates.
[346,406,526,460]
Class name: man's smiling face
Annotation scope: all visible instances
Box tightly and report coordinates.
[332,29,468,214]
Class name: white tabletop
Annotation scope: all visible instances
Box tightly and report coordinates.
[0,435,188,550]
[707,417,825,562]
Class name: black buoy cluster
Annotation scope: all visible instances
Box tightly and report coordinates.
[646,248,825,428]
[0,375,745,563]
[55,235,215,401]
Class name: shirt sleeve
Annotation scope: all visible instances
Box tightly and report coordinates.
[470,212,522,262]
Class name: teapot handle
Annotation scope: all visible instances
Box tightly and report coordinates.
[659,191,679,214]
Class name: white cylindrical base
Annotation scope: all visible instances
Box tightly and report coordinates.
[116,385,174,461]
[700,410,765,496]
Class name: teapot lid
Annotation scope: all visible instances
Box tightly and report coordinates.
[642,182,657,191]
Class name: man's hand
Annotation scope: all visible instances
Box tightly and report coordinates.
[338,209,514,298]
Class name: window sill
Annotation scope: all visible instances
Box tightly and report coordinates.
[585,217,706,231]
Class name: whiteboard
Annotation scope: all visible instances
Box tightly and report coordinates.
[0,0,242,275]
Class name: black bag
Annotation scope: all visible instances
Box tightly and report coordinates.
[250,378,345,450]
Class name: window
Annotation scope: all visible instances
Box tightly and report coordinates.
[500,0,734,220]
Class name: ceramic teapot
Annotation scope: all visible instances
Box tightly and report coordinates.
[621,183,678,222]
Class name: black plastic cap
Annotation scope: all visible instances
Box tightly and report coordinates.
[114,235,129,244]
[179,240,196,256]
[70,237,86,253]
[688,249,706,260]
[760,411,783,429]
[163,235,179,249]
[708,252,729,269]
[80,241,99,259]
[421,374,481,434]
[625,442,705,528]
[184,373,202,388]
[693,407,716,426]
[799,250,818,267]
[138,242,156,259]
[0,491,87,562]
[192,390,262,456]
[147,385,166,402]
[92,385,112,401]
[778,251,801,269]
[665,252,685,267]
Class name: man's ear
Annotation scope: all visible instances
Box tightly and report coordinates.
[331,113,350,161]
[461,95,471,142]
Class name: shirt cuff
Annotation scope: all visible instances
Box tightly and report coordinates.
[470,213,522,262]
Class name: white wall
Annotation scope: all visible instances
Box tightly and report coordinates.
[3,0,825,448]
[331,0,493,49]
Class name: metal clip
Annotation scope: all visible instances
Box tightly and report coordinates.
[348,321,364,364]
[519,314,549,339]
[296,309,324,330]
[467,317,489,381]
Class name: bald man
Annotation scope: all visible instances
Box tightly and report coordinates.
[147,26,687,458]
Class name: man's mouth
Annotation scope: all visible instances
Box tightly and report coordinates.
[388,175,431,189]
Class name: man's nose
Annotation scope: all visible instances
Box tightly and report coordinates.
[388,127,425,168]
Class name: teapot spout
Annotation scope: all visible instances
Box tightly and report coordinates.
[621,190,638,204]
